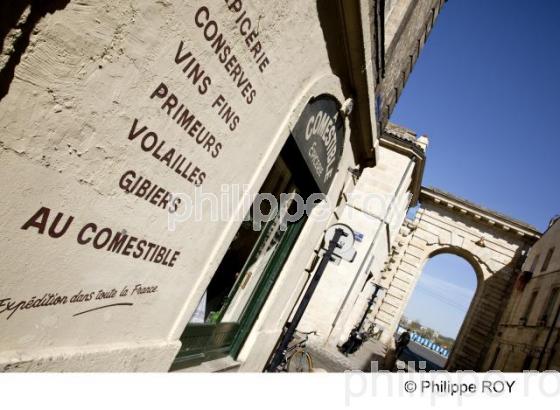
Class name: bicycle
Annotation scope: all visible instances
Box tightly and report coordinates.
[277,330,316,372]
[364,322,384,341]
[340,322,384,356]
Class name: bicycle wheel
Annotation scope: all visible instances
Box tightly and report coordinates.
[287,349,313,372]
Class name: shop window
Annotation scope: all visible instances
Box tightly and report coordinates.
[541,247,555,272]
[171,137,319,370]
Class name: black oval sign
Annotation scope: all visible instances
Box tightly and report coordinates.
[292,95,345,193]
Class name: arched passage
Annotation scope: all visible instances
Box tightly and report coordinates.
[372,187,540,370]
[401,253,478,369]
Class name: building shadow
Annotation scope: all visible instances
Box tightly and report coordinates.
[0,0,70,101]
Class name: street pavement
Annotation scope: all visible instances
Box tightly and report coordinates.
[292,338,446,372]
[306,339,388,372]
[397,340,446,371]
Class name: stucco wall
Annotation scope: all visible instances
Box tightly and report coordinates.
[0,0,360,371]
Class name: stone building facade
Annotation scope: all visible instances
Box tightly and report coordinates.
[482,217,560,371]
[0,0,447,372]
[377,0,446,130]
[296,123,427,362]
[369,186,540,370]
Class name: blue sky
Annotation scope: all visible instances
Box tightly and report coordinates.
[394,0,560,338]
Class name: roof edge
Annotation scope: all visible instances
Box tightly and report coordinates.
[420,186,541,239]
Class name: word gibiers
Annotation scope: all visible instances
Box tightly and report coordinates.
[21,206,180,268]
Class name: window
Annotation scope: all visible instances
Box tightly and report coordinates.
[539,287,560,326]
[520,290,539,325]
[541,247,555,272]
[529,254,541,272]
[171,136,319,369]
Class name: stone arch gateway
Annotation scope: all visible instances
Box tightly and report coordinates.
[373,187,540,370]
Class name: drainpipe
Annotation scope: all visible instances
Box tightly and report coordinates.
[329,157,416,335]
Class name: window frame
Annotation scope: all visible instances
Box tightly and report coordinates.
[530,253,541,272]
[539,287,560,326]
[520,289,539,325]
[541,247,555,272]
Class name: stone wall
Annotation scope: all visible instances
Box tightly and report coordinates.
[297,129,425,364]
[483,218,560,371]
[377,0,446,128]
[370,188,539,370]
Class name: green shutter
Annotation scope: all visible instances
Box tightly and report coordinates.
[229,217,306,358]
